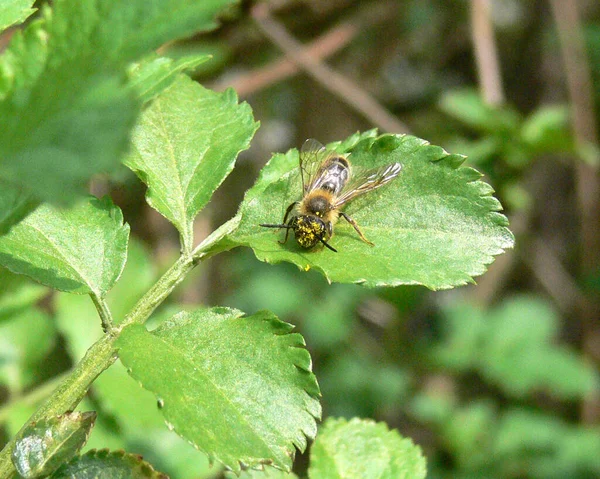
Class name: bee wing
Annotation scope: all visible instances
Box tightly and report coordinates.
[299,139,341,193]
[333,162,402,207]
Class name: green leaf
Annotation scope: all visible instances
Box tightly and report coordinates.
[0,0,239,204]
[494,409,600,478]
[0,179,38,235]
[0,307,56,392]
[126,75,258,252]
[0,0,36,31]
[54,239,154,361]
[93,364,219,479]
[0,196,129,296]
[439,89,521,133]
[54,242,218,479]
[227,133,514,289]
[0,8,139,203]
[85,0,240,64]
[12,411,96,478]
[128,54,212,104]
[225,467,298,479]
[0,15,48,103]
[116,307,321,473]
[436,296,599,398]
[308,417,426,479]
[51,449,168,479]
[520,105,575,154]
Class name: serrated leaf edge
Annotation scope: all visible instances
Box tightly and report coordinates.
[119,310,321,474]
[56,449,168,479]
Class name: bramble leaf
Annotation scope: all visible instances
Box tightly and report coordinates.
[54,241,216,478]
[11,411,96,478]
[0,0,36,32]
[51,449,167,479]
[308,417,426,479]
[226,468,298,478]
[128,54,212,104]
[0,196,129,296]
[116,307,321,473]
[0,0,239,203]
[126,75,258,251]
[227,133,514,289]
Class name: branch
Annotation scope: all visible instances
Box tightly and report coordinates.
[213,21,358,97]
[470,0,504,106]
[250,3,410,134]
[549,0,600,274]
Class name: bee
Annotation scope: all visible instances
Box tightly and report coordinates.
[260,139,402,252]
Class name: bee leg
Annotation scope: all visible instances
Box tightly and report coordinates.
[339,212,374,246]
[259,222,292,244]
[326,221,333,238]
[282,202,298,224]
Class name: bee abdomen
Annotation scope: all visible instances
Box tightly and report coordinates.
[319,157,349,194]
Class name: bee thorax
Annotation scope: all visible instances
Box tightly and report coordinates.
[305,195,330,217]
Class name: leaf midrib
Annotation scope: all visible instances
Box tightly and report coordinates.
[148,329,286,462]
[26,220,99,294]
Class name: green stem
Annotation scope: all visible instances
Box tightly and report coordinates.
[0,334,116,478]
[90,294,114,333]
[0,218,239,478]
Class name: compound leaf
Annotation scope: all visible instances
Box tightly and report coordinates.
[12,411,96,478]
[308,417,426,479]
[227,133,514,289]
[116,307,321,473]
[126,75,258,251]
[0,196,129,296]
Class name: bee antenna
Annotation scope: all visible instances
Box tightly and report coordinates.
[259,223,290,229]
[319,236,338,253]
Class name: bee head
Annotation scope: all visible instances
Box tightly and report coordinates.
[290,215,328,249]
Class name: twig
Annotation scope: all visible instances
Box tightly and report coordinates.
[470,0,505,105]
[522,238,588,314]
[213,22,358,97]
[549,0,600,425]
[549,0,600,274]
[250,3,410,134]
